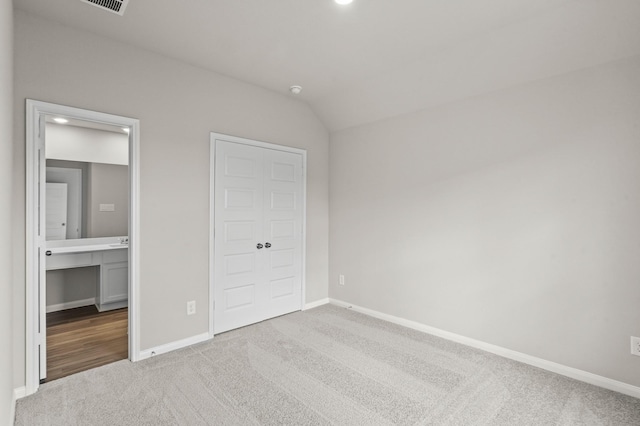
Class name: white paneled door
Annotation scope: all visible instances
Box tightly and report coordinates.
[213,138,304,334]
[45,182,68,241]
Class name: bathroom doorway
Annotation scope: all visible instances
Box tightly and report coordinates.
[25,100,140,395]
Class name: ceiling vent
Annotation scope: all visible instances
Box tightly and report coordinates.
[81,0,130,16]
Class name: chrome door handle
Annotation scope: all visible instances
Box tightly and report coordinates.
[265,242,271,248]
[256,243,264,249]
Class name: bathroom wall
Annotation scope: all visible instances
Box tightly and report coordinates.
[86,163,128,238]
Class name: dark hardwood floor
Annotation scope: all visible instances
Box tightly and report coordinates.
[46,306,128,382]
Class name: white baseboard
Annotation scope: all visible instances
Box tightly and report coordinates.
[46,298,95,313]
[138,332,211,361]
[304,298,330,310]
[328,298,640,400]
[11,387,26,425]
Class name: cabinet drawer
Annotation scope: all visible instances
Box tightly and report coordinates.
[46,252,95,270]
[103,249,128,264]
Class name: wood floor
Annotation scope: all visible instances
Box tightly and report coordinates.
[46,306,128,382]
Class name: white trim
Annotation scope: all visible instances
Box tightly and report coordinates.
[138,332,211,361]
[13,387,26,401]
[11,387,26,425]
[329,298,640,400]
[46,297,96,313]
[209,132,307,335]
[25,100,141,395]
[128,118,141,362]
[304,298,330,310]
[208,138,215,339]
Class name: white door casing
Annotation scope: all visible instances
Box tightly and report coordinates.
[212,135,305,334]
[45,182,68,241]
[25,100,140,395]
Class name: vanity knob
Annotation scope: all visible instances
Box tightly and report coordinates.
[265,242,271,248]
[45,250,52,256]
[256,243,264,249]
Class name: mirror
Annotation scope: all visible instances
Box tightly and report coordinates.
[44,116,129,241]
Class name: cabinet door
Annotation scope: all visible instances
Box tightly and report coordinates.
[101,261,129,304]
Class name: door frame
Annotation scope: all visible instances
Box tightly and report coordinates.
[209,132,307,336]
[25,100,141,395]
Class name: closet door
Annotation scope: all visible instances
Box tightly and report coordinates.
[214,140,303,334]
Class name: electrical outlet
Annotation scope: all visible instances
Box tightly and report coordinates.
[631,336,640,356]
[339,274,345,286]
[187,300,196,316]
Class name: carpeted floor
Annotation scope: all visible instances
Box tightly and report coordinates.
[15,304,640,425]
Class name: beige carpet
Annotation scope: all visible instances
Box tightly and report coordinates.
[15,304,640,425]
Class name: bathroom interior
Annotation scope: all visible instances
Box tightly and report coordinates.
[44,115,130,381]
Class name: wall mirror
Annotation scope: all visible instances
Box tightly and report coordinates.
[44,116,129,241]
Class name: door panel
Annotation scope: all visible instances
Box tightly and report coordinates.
[46,167,82,239]
[215,141,264,332]
[214,140,303,334]
[261,148,303,319]
[46,182,68,241]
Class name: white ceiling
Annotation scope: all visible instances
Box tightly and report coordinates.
[15,0,640,131]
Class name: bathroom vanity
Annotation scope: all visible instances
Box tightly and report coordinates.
[46,236,129,312]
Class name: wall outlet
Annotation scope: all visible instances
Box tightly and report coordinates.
[631,336,640,356]
[339,274,345,286]
[187,300,196,316]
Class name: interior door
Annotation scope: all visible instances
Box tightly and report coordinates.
[46,167,82,239]
[214,140,303,334]
[45,182,68,240]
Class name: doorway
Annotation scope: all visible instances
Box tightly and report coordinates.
[210,133,307,334]
[25,100,140,395]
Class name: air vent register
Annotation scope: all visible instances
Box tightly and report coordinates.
[81,0,129,16]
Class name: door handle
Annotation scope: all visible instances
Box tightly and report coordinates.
[256,243,264,249]
[265,242,271,248]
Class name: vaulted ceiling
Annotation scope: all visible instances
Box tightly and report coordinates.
[14,0,640,131]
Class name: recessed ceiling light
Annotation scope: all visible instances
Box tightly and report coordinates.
[53,117,68,124]
[290,85,302,95]
[335,0,353,4]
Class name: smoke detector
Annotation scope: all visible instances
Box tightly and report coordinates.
[290,85,302,95]
[80,0,130,16]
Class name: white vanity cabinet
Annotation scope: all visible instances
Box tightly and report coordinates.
[99,249,129,310]
[45,237,129,312]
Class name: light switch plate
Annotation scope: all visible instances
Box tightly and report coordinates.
[99,203,115,212]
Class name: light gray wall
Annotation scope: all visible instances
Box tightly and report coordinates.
[0,0,13,421]
[329,55,640,388]
[87,163,128,238]
[13,10,329,389]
